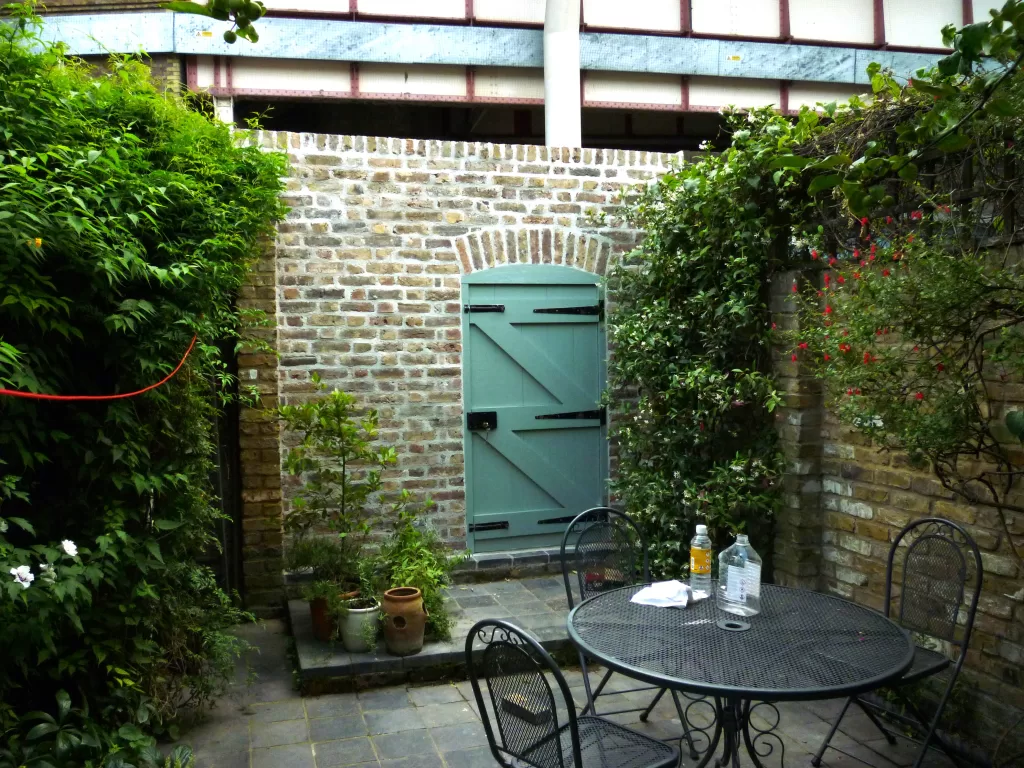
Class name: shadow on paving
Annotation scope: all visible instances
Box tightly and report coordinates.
[168,613,957,768]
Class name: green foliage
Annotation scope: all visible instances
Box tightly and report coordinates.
[278,375,397,586]
[784,3,1024,563]
[361,494,468,640]
[0,5,285,753]
[0,690,195,767]
[608,109,814,574]
[162,0,265,43]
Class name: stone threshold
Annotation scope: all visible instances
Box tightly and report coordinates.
[290,575,579,694]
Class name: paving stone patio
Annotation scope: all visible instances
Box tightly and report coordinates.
[179,613,957,768]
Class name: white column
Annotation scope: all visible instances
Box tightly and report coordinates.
[543,0,582,148]
[214,95,234,125]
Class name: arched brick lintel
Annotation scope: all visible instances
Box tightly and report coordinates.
[453,228,618,277]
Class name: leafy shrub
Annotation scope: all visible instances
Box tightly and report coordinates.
[361,495,467,640]
[0,5,285,749]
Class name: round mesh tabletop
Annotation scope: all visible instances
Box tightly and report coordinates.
[567,583,914,701]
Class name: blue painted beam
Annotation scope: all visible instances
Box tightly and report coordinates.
[37,12,941,85]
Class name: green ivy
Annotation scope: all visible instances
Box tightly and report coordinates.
[0,7,286,752]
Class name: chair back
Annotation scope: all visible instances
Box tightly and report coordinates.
[884,517,983,652]
[560,507,650,610]
[465,620,581,768]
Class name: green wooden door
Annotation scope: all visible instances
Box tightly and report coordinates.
[462,264,607,553]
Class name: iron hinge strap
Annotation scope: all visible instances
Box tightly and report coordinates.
[532,300,603,318]
[463,304,505,313]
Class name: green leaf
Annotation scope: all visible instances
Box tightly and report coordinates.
[7,516,35,534]
[768,155,811,170]
[117,724,145,741]
[161,1,216,16]
[27,722,60,740]
[153,518,184,530]
[145,540,164,563]
[937,133,971,153]
[807,174,842,195]
[937,51,962,77]
[898,162,918,181]
[984,97,1016,116]
[55,690,71,721]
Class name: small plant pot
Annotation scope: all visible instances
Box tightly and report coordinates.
[339,599,380,653]
[381,587,427,656]
[308,588,359,643]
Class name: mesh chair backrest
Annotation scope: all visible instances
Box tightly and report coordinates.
[885,518,982,647]
[465,620,580,768]
[561,507,649,609]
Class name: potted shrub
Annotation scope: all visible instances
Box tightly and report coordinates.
[337,594,380,653]
[364,493,468,655]
[276,376,396,642]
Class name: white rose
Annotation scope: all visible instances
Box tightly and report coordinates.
[61,540,77,558]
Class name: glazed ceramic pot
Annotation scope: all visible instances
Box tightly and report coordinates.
[381,586,427,656]
[339,599,380,653]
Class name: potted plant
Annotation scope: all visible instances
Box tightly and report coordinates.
[363,493,469,655]
[337,595,380,653]
[277,375,397,643]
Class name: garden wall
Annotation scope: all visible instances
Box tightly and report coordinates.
[770,273,1024,744]
[236,131,684,611]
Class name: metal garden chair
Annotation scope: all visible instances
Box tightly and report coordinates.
[465,619,680,768]
[812,517,983,768]
[560,507,699,759]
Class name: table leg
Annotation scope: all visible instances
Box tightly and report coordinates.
[740,700,785,768]
[695,698,784,768]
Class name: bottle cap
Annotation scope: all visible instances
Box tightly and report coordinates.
[736,533,749,543]
[695,524,708,535]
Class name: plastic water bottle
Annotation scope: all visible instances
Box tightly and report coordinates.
[689,524,713,597]
[716,534,762,617]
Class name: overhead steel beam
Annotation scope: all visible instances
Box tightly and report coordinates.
[35,13,941,85]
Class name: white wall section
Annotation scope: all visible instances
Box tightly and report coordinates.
[583,0,681,32]
[789,0,874,44]
[359,64,468,96]
[544,0,583,147]
[689,76,779,109]
[884,0,961,49]
[691,0,781,39]
[585,72,682,107]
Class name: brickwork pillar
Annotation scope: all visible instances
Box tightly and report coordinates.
[237,240,285,617]
[771,268,826,589]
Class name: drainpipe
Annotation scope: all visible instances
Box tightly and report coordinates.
[543,0,582,148]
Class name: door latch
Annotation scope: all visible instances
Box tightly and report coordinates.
[467,411,498,431]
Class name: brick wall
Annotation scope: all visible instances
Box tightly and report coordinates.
[247,130,682,568]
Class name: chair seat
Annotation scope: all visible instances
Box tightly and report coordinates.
[556,716,679,768]
[899,645,950,684]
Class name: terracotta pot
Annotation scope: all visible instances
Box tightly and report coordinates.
[308,588,359,643]
[381,587,427,656]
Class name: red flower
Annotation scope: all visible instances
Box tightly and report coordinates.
[824,272,830,284]
[799,342,809,350]
[893,252,901,261]
[883,328,890,335]
[840,343,851,353]
[846,388,853,396]
[915,391,924,401]
[907,234,915,243]
[913,345,919,352]
[886,216,893,224]
[853,249,860,259]
[936,363,944,372]
[860,260,866,267]
[824,305,833,314]
[824,353,830,361]
[829,257,838,267]
[854,271,861,279]
[811,249,818,260]
[863,351,871,364]
[837,275,845,284]
[876,329,882,336]
[870,243,877,254]
[817,290,824,297]
[771,322,777,330]
[869,254,876,262]
[791,353,798,362]
[855,388,861,395]
[911,210,923,221]
[792,282,798,293]
[860,217,869,226]
[883,269,891,277]
[842,329,849,336]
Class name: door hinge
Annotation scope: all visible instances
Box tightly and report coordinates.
[535,408,606,424]
[468,521,509,532]
[464,304,505,313]
[467,411,498,431]
[533,300,603,318]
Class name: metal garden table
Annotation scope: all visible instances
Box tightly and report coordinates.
[567,582,914,768]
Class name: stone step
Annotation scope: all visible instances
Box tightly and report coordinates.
[292,575,580,694]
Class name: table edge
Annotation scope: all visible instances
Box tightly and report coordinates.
[566,582,916,702]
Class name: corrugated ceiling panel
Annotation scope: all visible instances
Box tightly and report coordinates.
[356,0,465,19]
[691,0,780,38]
[195,55,214,88]
[359,64,468,96]
[789,82,869,110]
[689,76,779,108]
[585,72,682,106]
[973,1,1002,21]
[475,0,545,24]
[583,0,681,32]
[231,58,352,93]
[884,0,960,48]
[789,0,873,44]
[475,67,545,100]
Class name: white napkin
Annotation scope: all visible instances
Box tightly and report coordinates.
[630,580,695,608]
